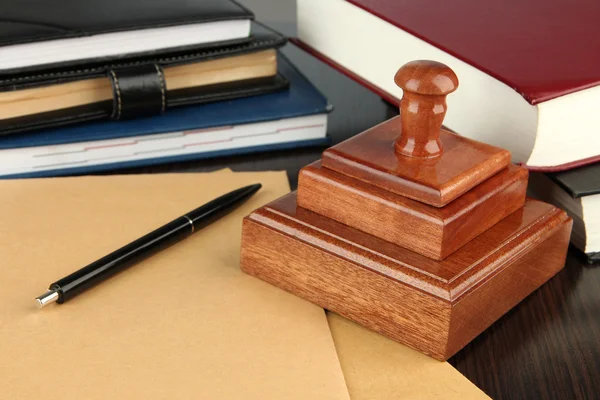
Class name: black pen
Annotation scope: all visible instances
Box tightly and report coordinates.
[35,183,262,308]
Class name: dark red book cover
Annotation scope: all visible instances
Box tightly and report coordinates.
[291,38,600,171]
[343,0,600,105]
[292,0,600,171]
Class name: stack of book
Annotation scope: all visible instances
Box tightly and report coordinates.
[293,0,600,262]
[0,0,330,177]
[529,165,599,263]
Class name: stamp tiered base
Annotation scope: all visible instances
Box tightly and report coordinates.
[240,60,572,360]
[240,194,571,360]
[298,161,529,260]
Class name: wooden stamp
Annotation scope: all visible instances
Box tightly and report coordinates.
[240,60,572,360]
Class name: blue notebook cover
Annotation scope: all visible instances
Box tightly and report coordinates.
[0,54,331,150]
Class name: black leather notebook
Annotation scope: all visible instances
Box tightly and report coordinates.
[0,1,288,134]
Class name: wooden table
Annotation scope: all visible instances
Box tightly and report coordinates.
[104,43,600,400]
[450,250,599,399]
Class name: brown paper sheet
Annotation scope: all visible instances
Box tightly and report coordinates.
[328,313,490,399]
[0,170,349,400]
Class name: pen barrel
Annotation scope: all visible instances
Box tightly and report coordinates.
[51,217,193,303]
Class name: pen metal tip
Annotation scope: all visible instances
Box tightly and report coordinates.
[35,289,59,309]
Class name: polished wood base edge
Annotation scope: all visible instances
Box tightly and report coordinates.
[445,221,571,357]
[298,162,528,260]
[240,196,572,360]
[321,119,511,207]
[241,215,450,358]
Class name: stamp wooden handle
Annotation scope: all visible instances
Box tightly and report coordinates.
[394,60,458,158]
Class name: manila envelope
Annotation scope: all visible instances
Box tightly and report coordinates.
[328,313,490,399]
[0,170,349,400]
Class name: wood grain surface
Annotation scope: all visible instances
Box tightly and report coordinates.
[393,60,458,158]
[321,119,511,207]
[298,161,528,260]
[240,192,572,360]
